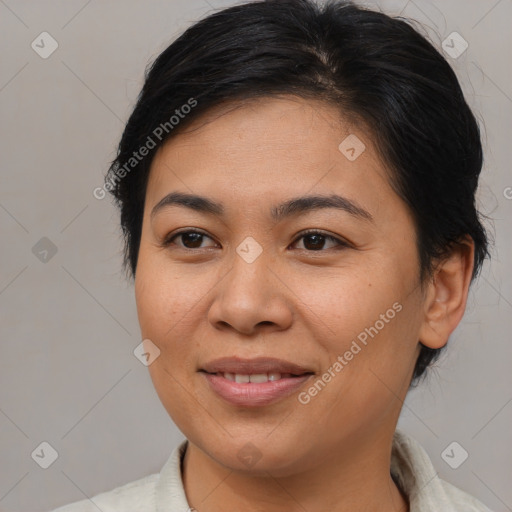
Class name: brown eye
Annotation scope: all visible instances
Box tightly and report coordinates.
[291,231,349,251]
[162,229,349,252]
[163,230,217,249]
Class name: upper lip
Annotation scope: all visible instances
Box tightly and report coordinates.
[200,357,314,375]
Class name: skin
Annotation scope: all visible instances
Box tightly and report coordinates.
[134,96,475,512]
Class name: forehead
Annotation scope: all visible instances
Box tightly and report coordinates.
[142,97,412,238]
[147,96,388,190]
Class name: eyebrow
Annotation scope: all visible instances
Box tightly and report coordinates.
[150,191,373,223]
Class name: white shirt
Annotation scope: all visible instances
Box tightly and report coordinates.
[52,429,493,511]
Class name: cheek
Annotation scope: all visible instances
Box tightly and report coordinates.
[310,255,420,374]
[134,249,218,359]
[134,256,203,417]
[135,247,183,341]
[302,264,397,336]
[136,271,193,343]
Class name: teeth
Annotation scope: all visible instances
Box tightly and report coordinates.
[249,373,271,383]
[220,372,288,382]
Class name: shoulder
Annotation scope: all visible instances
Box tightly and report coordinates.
[438,478,494,512]
[50,439,190,512]
[392,429,495,512]
[50,473,159,512]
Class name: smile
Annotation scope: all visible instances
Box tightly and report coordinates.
[200,371,314,407]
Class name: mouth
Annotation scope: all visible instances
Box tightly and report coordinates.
[198,356,315,407]
[199,370,313,382]
[199,355,314,377]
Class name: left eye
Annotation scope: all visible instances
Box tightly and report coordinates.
[163,230,348,251]
[291,231,348,251]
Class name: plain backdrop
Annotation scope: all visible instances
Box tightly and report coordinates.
[1,0,511,511]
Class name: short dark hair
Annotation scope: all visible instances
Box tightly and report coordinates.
[105,0,489,385]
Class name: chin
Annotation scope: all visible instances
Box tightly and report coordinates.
[201,437,307,477]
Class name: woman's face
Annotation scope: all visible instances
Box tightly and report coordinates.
[135,96,426,474]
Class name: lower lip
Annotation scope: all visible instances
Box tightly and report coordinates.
[200,372,313,407]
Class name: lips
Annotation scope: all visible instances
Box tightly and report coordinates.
[200,356,314,376]
[199,356,315,406]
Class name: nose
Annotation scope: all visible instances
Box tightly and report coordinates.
[207,250,293,336]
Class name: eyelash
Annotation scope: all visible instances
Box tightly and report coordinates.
[161,229,350,252]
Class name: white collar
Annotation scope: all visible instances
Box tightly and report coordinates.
[154,430,473,511]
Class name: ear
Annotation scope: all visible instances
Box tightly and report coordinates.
[418,236,475,350]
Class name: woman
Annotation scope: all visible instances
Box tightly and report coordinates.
[54,0,493,510]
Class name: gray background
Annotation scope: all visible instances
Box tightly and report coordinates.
[0,0,510,511]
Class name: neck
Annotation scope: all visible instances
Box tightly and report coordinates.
[181,428,409,512]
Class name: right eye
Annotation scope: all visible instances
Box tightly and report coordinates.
[161,229,219,250]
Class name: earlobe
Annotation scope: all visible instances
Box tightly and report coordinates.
[418,237,475,350]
